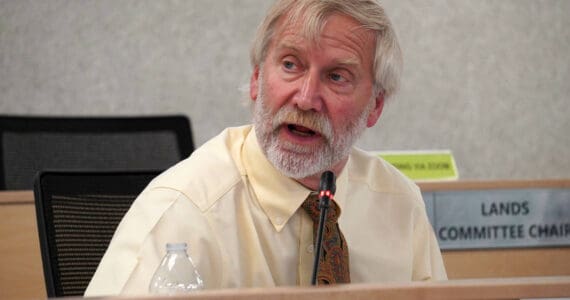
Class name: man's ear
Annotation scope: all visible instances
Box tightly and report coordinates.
[366,92,385,127]
[250,66,260,101]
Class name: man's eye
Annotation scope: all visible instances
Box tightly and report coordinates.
[283,61,295,70]
[330,73,345,82]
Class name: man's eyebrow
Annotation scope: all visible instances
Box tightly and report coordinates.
[275,40,362,68]
[334,57,361,68]
[275,41,303,53]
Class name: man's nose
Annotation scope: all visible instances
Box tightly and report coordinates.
[293,70,323,112]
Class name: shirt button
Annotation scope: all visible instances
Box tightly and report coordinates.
[307,245,314,253]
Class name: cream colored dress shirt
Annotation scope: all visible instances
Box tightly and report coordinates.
[85,125,446,297]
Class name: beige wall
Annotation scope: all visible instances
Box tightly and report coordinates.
[1,0,569,180]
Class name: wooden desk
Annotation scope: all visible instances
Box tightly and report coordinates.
[92,276,570,300]
[0,191,46,300]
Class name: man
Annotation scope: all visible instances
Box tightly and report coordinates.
[85,0,446,296]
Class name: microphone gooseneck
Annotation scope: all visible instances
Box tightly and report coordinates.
[310,170,336,286]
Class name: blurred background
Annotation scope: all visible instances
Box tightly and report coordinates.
[1,0,568,180]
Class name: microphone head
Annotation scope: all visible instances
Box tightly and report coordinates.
[319,171,336,194]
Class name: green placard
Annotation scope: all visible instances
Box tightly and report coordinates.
[376,150,458,181]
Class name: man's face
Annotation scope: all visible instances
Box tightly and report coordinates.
[250,13,384,180]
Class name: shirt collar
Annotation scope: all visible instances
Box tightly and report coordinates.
[243,129,310,232]
[242,127,350,231]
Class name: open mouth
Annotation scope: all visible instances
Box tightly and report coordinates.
[287,124,319,137]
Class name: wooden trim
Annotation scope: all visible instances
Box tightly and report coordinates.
[0,192,46,299]
[0,190,34,205]
[418,179,570,191]
[442,247,570,278]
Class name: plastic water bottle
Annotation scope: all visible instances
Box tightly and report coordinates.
[149,242,204,295]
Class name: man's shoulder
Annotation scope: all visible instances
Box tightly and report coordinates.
[145,126,252,211]
[348,147,420,198]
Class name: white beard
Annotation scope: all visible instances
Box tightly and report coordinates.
[252,74,374,179]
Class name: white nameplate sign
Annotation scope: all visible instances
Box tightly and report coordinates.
[422,188,570,250]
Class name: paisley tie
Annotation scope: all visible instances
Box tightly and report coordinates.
[301,193,350,284]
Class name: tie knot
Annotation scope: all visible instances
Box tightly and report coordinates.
[301,193,341,224]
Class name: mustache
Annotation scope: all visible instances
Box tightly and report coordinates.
[271,106,333,140]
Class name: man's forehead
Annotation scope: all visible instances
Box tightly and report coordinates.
[274,12,372,44]
[270,14,375,65]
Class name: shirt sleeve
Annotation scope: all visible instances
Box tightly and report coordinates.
[84,187,223,296]
[411,198,448,281]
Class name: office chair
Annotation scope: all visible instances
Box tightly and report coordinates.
[0,115,194,190]
[34,170,161,297]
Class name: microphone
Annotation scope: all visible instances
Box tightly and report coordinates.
[319,170,336,199]
[310,171,336,285]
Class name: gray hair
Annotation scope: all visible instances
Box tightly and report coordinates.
[250,0,403,99]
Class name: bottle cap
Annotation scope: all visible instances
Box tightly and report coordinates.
[166,242,187,251]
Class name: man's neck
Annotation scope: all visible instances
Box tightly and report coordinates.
[295,157,348,191]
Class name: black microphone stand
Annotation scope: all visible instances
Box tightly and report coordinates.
[310,193,330,285]
[310,171,335,286]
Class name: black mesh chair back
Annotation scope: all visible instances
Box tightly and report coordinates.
[34,170,161,297]
[0,115,194,190]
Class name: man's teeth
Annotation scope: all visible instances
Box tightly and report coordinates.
[288,124,316,136]
[293,129,313,136]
